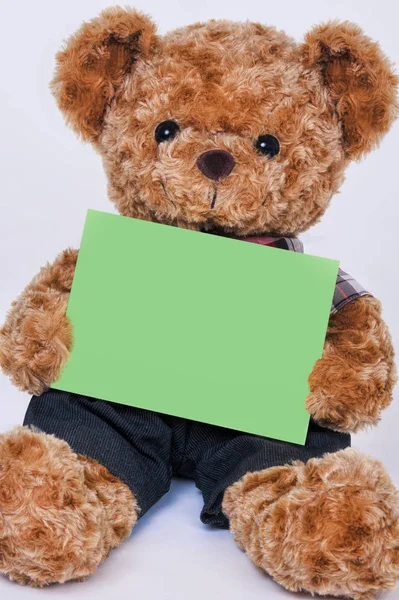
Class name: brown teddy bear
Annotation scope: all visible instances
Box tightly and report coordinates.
[0,7,398,598]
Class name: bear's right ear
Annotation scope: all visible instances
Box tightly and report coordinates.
[301,21,398,160]
[51,7,158,142]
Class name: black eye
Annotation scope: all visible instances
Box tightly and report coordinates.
[255,134,280,158]
[155,120,180,144]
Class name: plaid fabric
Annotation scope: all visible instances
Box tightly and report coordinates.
[331,269,371,314]
[231,234,371,315]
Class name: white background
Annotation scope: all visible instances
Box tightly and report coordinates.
[0,0,398,598]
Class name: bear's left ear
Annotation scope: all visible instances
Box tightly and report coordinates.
[51,7,159,142]
[301,21,398,159]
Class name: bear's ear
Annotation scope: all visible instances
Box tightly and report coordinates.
[301,21,398,159]
[51,7,158,142]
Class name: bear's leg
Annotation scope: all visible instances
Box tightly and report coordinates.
[0,426,136,585]
[186,419,398,598]
[186,418,351,528]
[0,390,174,586]
[222,450,399,600]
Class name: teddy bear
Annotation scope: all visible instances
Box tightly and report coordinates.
[0,6,398,599]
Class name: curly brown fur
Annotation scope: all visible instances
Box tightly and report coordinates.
[222,449,399,600]
[307,296,397,432]
[51,10,398,237]
[0,249,77,395]
[0,426,137,586]
[51,7,158,141]
[301,21,399,159]
[99,18,346,236]
[2,11,397,401]
[0,8,398,596]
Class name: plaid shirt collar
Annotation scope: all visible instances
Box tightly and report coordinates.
[229,234,304,253]
[226,233,370,315]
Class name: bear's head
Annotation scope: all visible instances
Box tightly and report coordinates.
[52,7,397,236]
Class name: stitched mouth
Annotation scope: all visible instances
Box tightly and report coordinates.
[161,181,219,211]
[210,187,218,209]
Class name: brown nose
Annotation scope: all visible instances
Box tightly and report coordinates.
[197,149,235,181]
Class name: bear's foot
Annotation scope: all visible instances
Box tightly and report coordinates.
[0,426,137,586]
[223,448,399,599]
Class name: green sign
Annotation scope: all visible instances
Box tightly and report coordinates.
[54,210,339,445]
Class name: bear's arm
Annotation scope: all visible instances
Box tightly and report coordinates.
[306,295,397,432]
[0,249,78,395]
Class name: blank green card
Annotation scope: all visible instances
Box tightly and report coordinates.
[54,210,339,445]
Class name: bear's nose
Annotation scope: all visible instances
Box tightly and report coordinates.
[197,149,235,181]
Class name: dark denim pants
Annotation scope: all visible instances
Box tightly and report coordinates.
[24,390,350,528]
